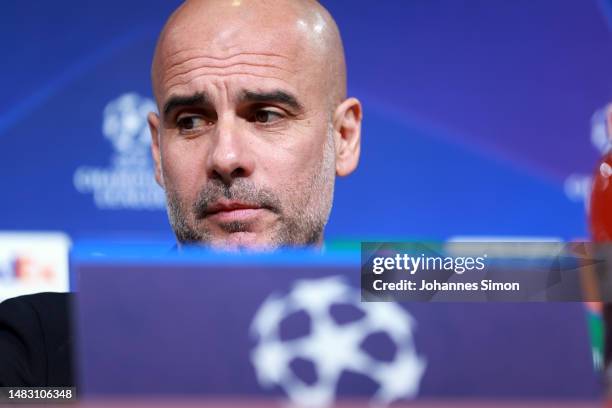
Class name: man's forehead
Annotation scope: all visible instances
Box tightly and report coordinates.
[160,43,302,81]
[156,52,304,108]
[159,50,322,116]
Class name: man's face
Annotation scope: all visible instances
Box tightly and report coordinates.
[148,5,339,250]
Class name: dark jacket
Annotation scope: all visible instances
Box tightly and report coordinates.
[0,292,73,386]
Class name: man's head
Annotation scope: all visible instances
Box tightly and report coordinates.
[148,0,362,250]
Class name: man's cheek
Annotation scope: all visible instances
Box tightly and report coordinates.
[163,155,202,191]
[276,146,319,179]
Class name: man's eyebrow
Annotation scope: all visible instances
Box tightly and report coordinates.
[163,92,210,116]
[241,90,303,111]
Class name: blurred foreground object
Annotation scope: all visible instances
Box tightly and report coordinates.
[589,104,612,397]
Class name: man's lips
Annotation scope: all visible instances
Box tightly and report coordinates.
[203,201,268,223]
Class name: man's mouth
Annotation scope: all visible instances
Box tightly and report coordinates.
[203,200,269,224]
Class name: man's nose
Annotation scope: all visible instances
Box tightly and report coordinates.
[207,118,255,185]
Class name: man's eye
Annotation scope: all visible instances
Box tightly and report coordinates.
[176,116,208,131]
[253,110,283,124]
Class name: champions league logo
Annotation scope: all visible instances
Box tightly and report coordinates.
[73,93,166,210]
[250,276,425,407]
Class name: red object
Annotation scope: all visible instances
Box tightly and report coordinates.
[590,152,612,242]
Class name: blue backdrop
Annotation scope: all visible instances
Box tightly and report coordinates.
[2,0,612,243]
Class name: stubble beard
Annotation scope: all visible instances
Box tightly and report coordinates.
[164,126,336,250]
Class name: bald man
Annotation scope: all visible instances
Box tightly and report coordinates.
[149,0,361,250]
[0,0,361,387]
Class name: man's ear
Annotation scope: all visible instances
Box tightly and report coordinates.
[332,97,362,177]
[148,112,165,188]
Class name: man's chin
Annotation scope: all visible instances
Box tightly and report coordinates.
[209,232,279,252]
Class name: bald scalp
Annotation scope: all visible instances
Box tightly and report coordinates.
[150,0,347,110]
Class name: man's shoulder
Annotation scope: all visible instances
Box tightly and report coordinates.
[0,292,73,334]
[0,292,74,386]
[1,291,73,312]
[0,292,74,313]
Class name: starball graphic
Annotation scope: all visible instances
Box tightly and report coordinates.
[73,93,165,210]
[250,276,426,407]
